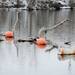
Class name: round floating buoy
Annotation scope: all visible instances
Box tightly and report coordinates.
[5,37,13,42]
[36,37,47,45]
[5,31,14,38]
[36,44,46,49]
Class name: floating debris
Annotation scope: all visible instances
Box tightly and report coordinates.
[17,39,34,42]
[17,37,47,45]
[38,19,71,37]
[45,45,58,52]
[0,39,4,42]
[64,41,71,45]
[58,48,75,55]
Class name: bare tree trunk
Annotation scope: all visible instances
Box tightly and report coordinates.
[27,0,36,10]
[69,0,74,9]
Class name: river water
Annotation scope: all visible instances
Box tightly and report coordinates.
[0,8,75,75]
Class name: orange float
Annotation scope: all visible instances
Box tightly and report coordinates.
[5,31,14,38]
[36,44,46,49]
[36,37,47,45]
[5,37,13,42]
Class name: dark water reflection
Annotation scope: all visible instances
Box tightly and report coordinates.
[0,8,75,75]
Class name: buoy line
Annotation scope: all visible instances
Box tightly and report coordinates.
[0,17,72,49]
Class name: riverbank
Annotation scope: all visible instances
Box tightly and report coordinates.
[27,0,63,10]
[0,0,74,10]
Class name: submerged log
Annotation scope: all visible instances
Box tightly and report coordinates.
[17,39,34,42]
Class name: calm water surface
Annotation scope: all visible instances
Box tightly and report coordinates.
[0,8,75,75]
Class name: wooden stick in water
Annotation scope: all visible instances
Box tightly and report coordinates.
[38,19,71,36]
[47,19,71,31]
[12,11,19,32]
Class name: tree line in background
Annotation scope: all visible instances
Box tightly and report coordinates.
[27,0,75,10]
[0,0,75,10]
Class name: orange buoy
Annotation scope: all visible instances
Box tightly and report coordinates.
[5,31,14,38]
[36,37,47,45]
[5,37,13,42]
[36,44,46,49]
